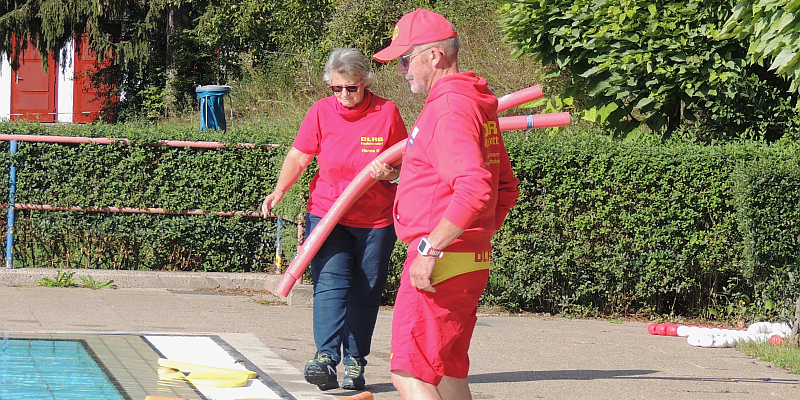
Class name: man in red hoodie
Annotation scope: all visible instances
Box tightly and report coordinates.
[374,8,520,400]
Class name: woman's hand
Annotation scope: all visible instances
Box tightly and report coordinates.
[261,191,285,218]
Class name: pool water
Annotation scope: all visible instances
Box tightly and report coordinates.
[0,338,126,400]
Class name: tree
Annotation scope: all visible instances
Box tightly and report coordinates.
[0,0,334,117]
[0,1,178,69]
[0,1,201,118]
[716,0,800,93]
[499,0,750,137]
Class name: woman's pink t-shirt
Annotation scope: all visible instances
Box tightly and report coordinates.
[293,90,408,228]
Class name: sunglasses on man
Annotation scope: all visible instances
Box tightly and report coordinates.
[399,47,433,68]
[330,80,363,93]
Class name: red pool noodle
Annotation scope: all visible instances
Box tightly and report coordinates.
[274,142,404,296]
[275,84,552,296]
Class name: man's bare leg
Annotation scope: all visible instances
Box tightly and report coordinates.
[438,376,472,400]
[392,370,442,400]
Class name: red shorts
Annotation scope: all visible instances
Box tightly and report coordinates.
[390,253,489,385]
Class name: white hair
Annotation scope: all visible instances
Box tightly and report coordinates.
[322,48,376,87]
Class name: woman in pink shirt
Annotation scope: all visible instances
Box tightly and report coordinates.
[261,48,408,391]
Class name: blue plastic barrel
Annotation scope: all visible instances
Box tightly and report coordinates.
[196,85,232,131]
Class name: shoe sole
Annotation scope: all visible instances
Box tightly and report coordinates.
[304,361,339,391]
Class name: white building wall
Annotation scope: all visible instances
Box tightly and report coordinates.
[0,53,11,120]
[57,39,75,123]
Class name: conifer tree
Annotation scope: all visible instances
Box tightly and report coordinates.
[0,1,194,71]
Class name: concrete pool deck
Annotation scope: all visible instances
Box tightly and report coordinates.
[1,267,799,399]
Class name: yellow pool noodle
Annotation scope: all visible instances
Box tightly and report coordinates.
[157,366,250,388]
[157,358,257,379]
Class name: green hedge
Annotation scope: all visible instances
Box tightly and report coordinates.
[734,155,800,318]
[0,121,798,320]
[0,121,312,272]
[486,132,800,320]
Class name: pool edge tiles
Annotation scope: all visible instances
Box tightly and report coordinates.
[208,335,296,400]
[144,335,289,400]
[89,334,205,400]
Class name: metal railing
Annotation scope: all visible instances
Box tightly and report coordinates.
[1,134,297,272]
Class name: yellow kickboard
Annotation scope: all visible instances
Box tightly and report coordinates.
[157,358,257,379]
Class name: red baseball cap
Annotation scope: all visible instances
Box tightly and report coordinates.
[373,8,458,63]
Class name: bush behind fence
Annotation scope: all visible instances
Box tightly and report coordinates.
[0,121,311,273]
[0,122,798,320]
[486,133,800,321]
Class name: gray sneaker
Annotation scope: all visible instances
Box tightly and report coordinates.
[342,357,365,390]
[304,353,339,391]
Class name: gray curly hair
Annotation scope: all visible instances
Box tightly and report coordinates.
[322,48,376,88]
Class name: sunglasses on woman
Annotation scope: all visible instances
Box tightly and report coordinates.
[330,80,363,93]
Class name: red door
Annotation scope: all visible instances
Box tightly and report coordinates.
[10,41,57,122]
[73,36,116,123]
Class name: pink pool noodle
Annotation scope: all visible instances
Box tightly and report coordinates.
[275,84,552,296]
[498,112,571,131]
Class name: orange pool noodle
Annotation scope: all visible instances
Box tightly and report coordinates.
[338,392,374,400]
[144,396,203,400]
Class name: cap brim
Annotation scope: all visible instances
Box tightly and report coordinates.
[373,44,413,63]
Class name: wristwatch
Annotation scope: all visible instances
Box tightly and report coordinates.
[389,166,401,184]
[418,237,444,258]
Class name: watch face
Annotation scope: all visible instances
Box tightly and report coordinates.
[418,240,427,253]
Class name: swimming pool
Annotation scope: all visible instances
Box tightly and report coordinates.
[0,333,289,400]
[0,338,126,400]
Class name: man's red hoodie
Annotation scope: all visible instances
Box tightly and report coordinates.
[394,71,520,256]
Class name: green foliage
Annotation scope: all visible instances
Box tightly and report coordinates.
[734,151,800,321]
[486,131,800,320]
[194,0,277,63]
[139,86,168,121]
[717,0,800,92]
[382,240,409,306]
[36,269,79,287]
[499,0,750,137]
[0,1,184,69]
[738,340,800,374]
[680,71,800,143]
[79,275,117,290]
[35,268,117,289]
[0,120,306,273]
[322,0,414,61]
[0,0,124,68]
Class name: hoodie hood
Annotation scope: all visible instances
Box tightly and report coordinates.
[427,71,498,117]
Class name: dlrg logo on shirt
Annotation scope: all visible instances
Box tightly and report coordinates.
[361,136,384,153]
[483,121,500,165]
[475,251,491,263]
[483,121,499,147]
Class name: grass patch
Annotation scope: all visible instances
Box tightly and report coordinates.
[259,299,287,306]
[737,341,800,374]
[36,269,116,290]
[80,275,117,290]
[36,269,79,288]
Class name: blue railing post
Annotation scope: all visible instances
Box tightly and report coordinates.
[6,140,17,269]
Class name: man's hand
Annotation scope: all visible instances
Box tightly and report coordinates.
[368,160,399,181]
[409,253,437,292]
